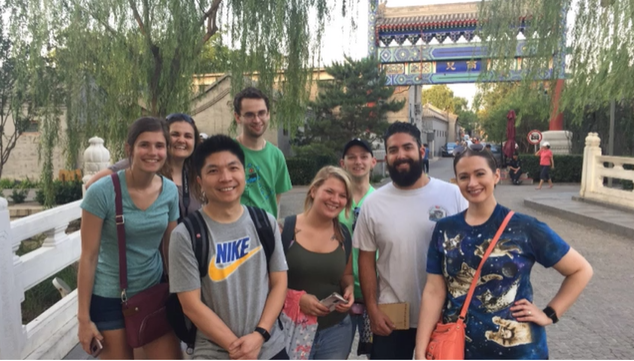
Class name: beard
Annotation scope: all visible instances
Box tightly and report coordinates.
[387,156,424,187]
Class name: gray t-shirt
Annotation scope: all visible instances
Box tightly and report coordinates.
[169,206,288,360]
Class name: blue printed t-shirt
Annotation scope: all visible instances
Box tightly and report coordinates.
[239,141,292,218]
[81,170,180,298]
[426,204,570,360]
[338,186,375,300]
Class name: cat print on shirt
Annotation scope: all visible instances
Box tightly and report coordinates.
[444,261,503,298]
[476,278,520,313]
[474,238,521,259]
[485,316,533,347]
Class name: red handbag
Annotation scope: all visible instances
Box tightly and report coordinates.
[112,173,172,348]
[425,211,514,360]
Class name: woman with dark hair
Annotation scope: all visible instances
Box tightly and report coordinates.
[415,144,593,360]
[85,113,203,219]
[77,117,182,359]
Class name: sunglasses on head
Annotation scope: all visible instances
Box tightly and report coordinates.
[453,143,485,156]
[166,113,195,124]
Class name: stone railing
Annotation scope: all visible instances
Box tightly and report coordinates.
[0,137,110,359]
[580,132,634,210]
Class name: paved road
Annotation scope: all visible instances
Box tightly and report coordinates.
[280,157,634,360]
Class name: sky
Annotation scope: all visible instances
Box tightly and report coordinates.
[319,0,481,106]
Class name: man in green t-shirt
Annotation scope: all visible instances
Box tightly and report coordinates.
[233,87,292,218]
[338,138,377,355]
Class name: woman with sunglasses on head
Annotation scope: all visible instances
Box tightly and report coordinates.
[415,144,593,360]
[86,113,203,219]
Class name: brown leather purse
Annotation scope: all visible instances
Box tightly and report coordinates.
[425,211,514,360]
[112,173,172,348]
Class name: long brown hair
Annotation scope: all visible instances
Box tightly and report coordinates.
[160,114,203,201]
[304,166,353,243]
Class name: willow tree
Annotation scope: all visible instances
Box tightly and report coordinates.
[4,0,65,205]
[24,0,353,204]
[478,0,633,123]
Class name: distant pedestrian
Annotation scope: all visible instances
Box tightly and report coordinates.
[535,142,554,190]
[508,152,523,185]
[422,144,430,174]
[415,143,593,360]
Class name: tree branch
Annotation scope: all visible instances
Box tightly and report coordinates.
[198,0,222,50]
[128,0,149,41]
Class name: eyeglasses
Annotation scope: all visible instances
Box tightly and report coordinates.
[240,110,268,121]
[166,113,195,124]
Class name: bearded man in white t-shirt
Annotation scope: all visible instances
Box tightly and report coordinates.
[353,122,467,360]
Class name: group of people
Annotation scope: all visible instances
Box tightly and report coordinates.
[77,86,592,360]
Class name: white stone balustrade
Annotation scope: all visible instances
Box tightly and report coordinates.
[0,136,110,359]
[580,132,634,210]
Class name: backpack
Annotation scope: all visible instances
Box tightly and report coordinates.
[166,206,276,354]
[280,215,352,261]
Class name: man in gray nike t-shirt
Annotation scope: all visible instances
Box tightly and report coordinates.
[169,135,288,360]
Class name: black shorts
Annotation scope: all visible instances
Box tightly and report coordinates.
[540,165,551,181]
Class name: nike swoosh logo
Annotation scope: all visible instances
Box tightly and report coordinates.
[208,246,262,282]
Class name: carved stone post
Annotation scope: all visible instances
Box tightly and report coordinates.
[580,132,602,197]
[0,198,25,358]
[82,137,111,195]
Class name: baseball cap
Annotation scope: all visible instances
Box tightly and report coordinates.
[342,138,373,158]
[541,141,550,147]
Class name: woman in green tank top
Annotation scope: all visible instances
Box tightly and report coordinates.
[282,166,355,359]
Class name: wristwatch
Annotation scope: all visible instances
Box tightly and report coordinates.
[543,306,559,324]
[255,327,271,342]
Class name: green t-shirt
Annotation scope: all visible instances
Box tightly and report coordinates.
[239,141,292,218]
[338,186,375,300]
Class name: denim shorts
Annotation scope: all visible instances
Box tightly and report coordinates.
[90,294,125,331]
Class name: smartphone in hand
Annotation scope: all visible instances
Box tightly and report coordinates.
[320,292,347,311]
[90,338,103,358]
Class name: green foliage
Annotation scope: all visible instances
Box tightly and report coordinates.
[286,155,339,186]
[517,154,583,182]
[0,178,14,189]
[14,0,354,203]
[292,143,339,161]
[35,180,82,207]
[476,83,551,152]
[17,234,78,324]
[35,188,45,205]
[370,173,384,184]
[0,8,54,179]
[423,85,457,113]
[9,188,28,203]
[479,0,634,122]
[295,56,405,151]
[22,264,77,323]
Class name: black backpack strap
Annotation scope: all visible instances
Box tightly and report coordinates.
[247,206,275,267]
[341,223,352,262]
[182,210,210,278]
[281,215,297,255]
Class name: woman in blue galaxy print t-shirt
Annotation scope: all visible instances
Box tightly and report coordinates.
[414,144,593,360]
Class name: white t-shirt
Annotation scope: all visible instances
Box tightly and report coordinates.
[353,177,468,327]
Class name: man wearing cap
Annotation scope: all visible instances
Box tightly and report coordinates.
[339,138,377,356]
